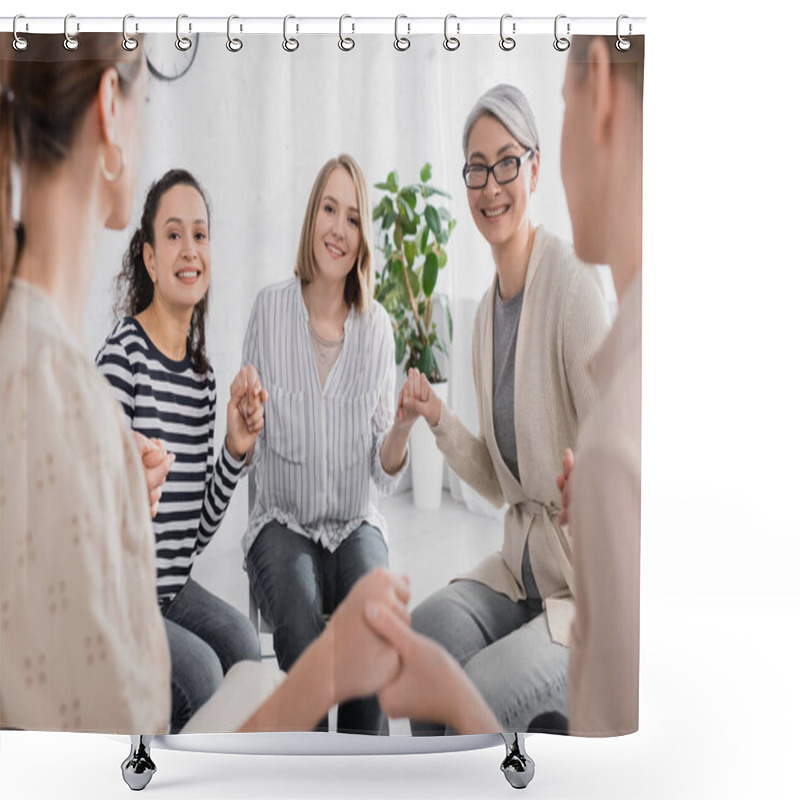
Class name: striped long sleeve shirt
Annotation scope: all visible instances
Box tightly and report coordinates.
[240,277,407,557]
[96,317,246,602]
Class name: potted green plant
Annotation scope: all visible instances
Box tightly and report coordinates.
[373,164,456,509]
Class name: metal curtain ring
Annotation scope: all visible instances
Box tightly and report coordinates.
[122,14,139,51]
[553,14,570,51]
[227,15,243,52]
[394,15,410,51]
[499,14,515,51]
[176,14,192,51]
[12,15,29,51]
[616,14,632,51]
[338,15,355,51]
[63,13,79,51]
[443,14,460,51]
[283,15,299,52]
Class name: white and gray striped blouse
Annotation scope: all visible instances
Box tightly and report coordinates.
[96,318,246,602]
[241,277,406,556]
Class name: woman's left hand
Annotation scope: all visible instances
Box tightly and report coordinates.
[226,365,268,461]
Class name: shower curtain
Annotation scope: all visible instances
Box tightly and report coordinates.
[0,17,645,743]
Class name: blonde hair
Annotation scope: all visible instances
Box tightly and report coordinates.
[294,154,373,313]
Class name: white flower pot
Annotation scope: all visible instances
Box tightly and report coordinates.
[410,380,449,511]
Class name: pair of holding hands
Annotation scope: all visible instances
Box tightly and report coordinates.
[325,568,500,734]
[394,367,442,431]
[396,367,576,528]
[133,365,268,518]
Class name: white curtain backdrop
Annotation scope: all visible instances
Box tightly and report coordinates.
[84,32,613,565]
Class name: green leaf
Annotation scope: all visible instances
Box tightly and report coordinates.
[422,252,439,298]
[403,240,416,268]
[374,181,392,191]
[394,331,405,365]
[424,205,442,239]
[399,188,417,211]
[420,226,430,255]
[400,214,417,235]
[438,250,448,269]
[391,256,404,281]
[387,171,399,193]
[445,303,453,341]
[420,163,432,183]
[408,269,420,299]
[382,208,397,230]
[439,207,452,222]
[398,196,415,222]
[417,184,450,198]
[418,345,435,382]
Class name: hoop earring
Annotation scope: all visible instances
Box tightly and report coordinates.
[101,144,125,183]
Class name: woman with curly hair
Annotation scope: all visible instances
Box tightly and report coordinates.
[96,168,265,733]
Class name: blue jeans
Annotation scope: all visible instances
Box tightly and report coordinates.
[411,550,569,734]
[162,577,262,734]
[246,519,389,734]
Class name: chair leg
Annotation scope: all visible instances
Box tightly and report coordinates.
[500,732,535,789]
[121,735,156,791]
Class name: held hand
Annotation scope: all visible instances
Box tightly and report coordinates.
[325,568,411,705]
[226,365,268,461]
[555,448,575,526]
[396,368,442,429]
[132,431,175,518]
[364,602,501,734]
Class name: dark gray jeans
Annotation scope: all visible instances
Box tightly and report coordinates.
[161,577,262,734]
[246,519,389,735]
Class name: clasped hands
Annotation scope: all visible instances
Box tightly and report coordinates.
[324,567,499,734]
[399,367,576,529]
[133,365,268,518]
[394,367,442,431]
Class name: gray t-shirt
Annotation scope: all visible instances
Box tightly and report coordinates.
[492,282,525,483]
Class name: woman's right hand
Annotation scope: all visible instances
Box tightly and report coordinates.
[325,568,410,705]
[363,600,501,734]
[398,368,442,427]
[555,448,574,526]
[132,431,175,518]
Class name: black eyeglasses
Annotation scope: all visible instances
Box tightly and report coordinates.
[462,149,533,189]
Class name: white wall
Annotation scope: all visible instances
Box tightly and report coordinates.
[83,32,587,561]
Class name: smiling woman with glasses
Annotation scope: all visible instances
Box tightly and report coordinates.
[397,82,612,735]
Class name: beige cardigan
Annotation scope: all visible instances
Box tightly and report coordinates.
[431,228,610,645]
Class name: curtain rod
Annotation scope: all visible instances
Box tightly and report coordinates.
[0,16,646,37]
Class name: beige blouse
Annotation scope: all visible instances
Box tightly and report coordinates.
[431,228,611,646]
[0,280,170,733]
[569,270,641,736]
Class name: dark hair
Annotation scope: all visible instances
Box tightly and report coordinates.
[568,35,645,98]
[0,33,143,318]
[115,168,211,374]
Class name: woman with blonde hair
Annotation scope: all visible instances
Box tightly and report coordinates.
[242,154,416,734]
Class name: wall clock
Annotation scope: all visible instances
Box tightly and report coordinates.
[145,32,199,81]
